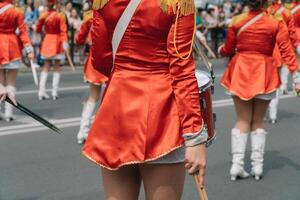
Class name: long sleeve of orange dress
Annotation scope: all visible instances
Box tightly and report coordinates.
[90,10,113,77]
[220,11,298,100]
[75,12,107,85]
[167,13,204,136]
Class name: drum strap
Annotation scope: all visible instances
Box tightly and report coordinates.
[45,12,57,24]
[0,4,13,15]
[237,12,264,37]
[292,4,300,14]
[112,0,142,61]
[275,6,285,16]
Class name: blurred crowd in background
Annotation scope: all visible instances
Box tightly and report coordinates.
[17,0,248,64]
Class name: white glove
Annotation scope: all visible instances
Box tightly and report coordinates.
[293,71,300,84]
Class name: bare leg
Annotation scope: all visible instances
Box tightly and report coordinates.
[139,163,185,200]
[6,69,18,86]
[251,99,271,131]
[232,96,253,133]
[102,165,141,200]
[0,69,5,85]
[87,83,101,102]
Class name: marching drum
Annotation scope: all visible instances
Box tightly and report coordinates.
[195,70,216,147]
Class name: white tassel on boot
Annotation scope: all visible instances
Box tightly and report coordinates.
[38,71,50,100]
[280,66,289,95]
[77,101,96,144]
[52,72,60,100]
[251,129,267,180]
[269,90,279,124]
[4,85,16,122]
[230,128,250,181]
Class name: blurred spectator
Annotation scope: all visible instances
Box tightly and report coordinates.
[69,8,81,30]
[65,1,73,21]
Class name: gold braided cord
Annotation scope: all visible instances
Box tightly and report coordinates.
[173,6,196,60]
[93,0,109,10]
[160,0,195,16]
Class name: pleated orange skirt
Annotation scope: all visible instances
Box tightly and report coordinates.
[221,52,281,100]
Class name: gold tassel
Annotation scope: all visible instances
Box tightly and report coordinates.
[93,0,109,10]
[160,0,195,16]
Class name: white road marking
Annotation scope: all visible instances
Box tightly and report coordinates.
[16,85,89,95]
[0,93,298,136]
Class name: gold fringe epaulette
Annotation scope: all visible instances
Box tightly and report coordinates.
[83,10,93,22]
[93,0,109,10]
[14,6,25,14]
[160,0,195,16]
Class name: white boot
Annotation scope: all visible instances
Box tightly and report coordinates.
[77,101,96,144]
[4,85,16,122]
[38,71,50,100]
[230,128,250,181]
[280,66,289,95]
[251,129,267,180]
[269,90,279,124]
[52,72,60,100]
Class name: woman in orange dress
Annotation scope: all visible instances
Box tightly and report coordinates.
[0,0,33,121]
[35,0,68,100]
[75,0,108,145]
[267,0,300,123]
[219,0,300,181]
[82,0,208,199]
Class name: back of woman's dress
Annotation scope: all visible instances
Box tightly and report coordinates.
[82,0,204,170]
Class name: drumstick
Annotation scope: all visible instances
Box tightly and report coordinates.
[199,40,217,59]
[194,175,209,200]
[30,60,39,86]
[65,50,76,72]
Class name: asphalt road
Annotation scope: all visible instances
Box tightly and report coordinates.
[0,59,299,200]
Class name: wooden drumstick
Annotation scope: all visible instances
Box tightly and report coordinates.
[65,50,76,72]
[199,40,217,59]
[194,174,209,200]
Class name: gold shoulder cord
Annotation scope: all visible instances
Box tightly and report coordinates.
[169,0,196,60]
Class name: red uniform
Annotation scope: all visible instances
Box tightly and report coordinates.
[83,0,204,170]
[220,10,298,100]
[287,2,300,42]
[36,9,68,59]
[0,1,31,66]
[75,10,107,85]
[267,3,299,67]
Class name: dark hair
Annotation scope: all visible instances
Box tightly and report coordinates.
[247,0,265,9]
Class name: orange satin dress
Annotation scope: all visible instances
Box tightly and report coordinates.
[36,9,68,59]
[267,3,299,67]
[289,3,300,40]
[220,10,298,100]
[82,0,204,170]
[75,10,107,85]
[0,2,31,66]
